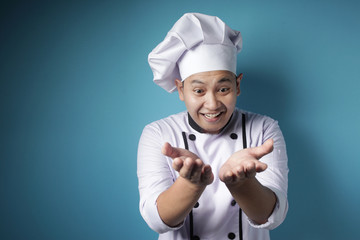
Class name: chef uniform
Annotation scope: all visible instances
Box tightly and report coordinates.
[137,13,289,240]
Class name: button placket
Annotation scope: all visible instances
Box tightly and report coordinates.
[228,133,238,240]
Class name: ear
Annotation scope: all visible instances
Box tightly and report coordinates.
[175,79,185,101]
[236,73,243,96]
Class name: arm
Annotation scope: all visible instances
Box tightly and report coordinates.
[219,139,276,224]
[157,143,214,227]
[138,124,213,233]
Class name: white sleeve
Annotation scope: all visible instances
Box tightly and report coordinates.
[247,118,289,230]
[137,124,184,233]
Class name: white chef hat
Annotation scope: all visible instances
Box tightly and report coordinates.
[148,13,242,93]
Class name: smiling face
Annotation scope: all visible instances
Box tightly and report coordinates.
[175,70,241,134]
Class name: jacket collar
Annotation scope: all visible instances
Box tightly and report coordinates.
[187,112,233,134]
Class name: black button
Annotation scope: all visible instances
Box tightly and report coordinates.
[189,134,196,141]
[194,202,199,208]
[231,199,237,206]
[192,235,200,240]
[228,232,236,239]
[230,133,238,139]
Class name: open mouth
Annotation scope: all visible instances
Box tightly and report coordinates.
[202,112,222,119]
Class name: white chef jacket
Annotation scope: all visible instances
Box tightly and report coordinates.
[137,108,288,240]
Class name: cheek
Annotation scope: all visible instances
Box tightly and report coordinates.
[224,94,237,108]
[184,96,201,111]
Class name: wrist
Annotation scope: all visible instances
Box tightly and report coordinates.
[226,177,257,193]
[178,176,207,193]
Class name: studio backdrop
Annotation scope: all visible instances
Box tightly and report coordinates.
[1,0,359,239]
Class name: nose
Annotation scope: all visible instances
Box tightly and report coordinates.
[204,92,219,110]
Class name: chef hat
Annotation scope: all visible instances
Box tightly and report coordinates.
[148,13,242,93]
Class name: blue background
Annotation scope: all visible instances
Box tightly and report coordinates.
[1,0,359,239]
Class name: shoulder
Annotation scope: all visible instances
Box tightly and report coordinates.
[235,109,286,149]
[235,108,283,142]
[144,111,187,129]
[139,111,189,150]
[141,111,188,136]
[235,108,277,127]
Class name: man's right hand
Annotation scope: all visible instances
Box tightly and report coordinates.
[162,142,214,186]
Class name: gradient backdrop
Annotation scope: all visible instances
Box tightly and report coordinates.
[1,0,359,239]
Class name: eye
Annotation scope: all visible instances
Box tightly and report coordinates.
[193,89,204,94]
[219,87,230,93]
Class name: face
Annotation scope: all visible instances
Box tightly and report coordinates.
[175,70,242,134]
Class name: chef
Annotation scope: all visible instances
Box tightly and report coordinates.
[137,13,289,240]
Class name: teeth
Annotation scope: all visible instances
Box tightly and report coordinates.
[204,112,221,118]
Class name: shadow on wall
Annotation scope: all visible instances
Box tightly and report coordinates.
[236,68,345,239]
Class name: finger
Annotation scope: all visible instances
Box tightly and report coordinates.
[248,139,274,159]
[162,142,180,158]
[189,159,204,181]
[244,161,268,178]
[245,163,256,178]
[202,165,214,184]
[202,164,212,177]
[235,165,246,179]
[162,142,199,160]
[202,165,212,176]
[255,161,268,172]
[172,157,184,172]
[221,170,234,183]
[179,157,195,179]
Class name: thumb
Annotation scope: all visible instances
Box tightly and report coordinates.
[162,142,180,159]
[162,142,199,160]
[248,139,274,159]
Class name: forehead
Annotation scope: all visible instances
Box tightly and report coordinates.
[184,70,235,84]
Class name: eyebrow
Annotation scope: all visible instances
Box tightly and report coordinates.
[218,78,233,83]
[190,79,205,84]
[190,77,233,85]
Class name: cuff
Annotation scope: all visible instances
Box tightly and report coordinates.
[141,192,184,234]
[247,187,288,230]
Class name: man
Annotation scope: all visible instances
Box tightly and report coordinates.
[138,13,288,240]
